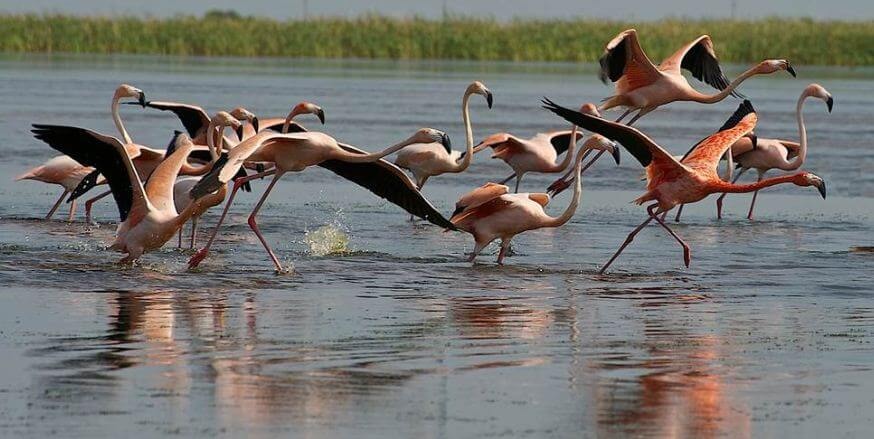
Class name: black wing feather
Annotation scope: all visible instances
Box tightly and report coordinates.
[549,132,581,156]
[679,100,756,160]
[681,42,744,98]
[599,38,627,84]
[31,125,135,222]
[67,169,101,202]
[265,121,308,133]
[143,102,210,138]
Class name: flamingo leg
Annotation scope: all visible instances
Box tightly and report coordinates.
[499,173,517,185]
[599,215,654,274]
[615,109,633,123]
[410,176,429,221]
[189,216,198,249]
[548,149,592,196]
[496,239,512,265]
[84,190,112,225]
[674,205,684,223]
[747,170,765,220]
[625,107,654,127]
[647,205,691,268]
[188,168,277,269]
[177,225,184,248]
[45,190,69,220]
[67,199,77,222]
[514,174,523,193]
[716,168,748,219]
[467,238,489,263]
[247,172,285,272]
[580,150,605,175]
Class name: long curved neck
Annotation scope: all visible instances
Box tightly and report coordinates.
[691,65,760,104]
[206,121,222,161]
[282,111,301,134]
[550,128,577,172]
[544,131,585,228]
[340,137,422,163]
[451,91,475,172]
[783,93,809,170]
[112,95,133,144]
[714,172,801,194]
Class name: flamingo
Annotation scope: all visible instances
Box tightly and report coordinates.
[394,81,492,190]
[187,121,456,272]
[15,156,101,221]
[598,29,796,125]
[542,98,826,273]
[673,83,834,221]
[30,125,225,264]
[451,134,616,264]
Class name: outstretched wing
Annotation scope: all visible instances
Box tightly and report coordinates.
[31,125,150,222]
[263,120,309,133]
[659,35,742,98]
[143,101,211,138]
[599,29,662,94]
[546,130,583,156]
[683,100,758,173]
[451,182,510,220]
[321,143,457,230]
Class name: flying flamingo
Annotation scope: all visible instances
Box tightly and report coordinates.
[543,98,826,273]
[673,83,834,221]
[451,133,616,264]
[598,29,796,125]
[15,156,101,221]
[30,125,225,264]
[187,120,456,272]
[472,103,620,193]
[394,81,492,190]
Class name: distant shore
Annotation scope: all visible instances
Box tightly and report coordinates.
[2,14,873,66]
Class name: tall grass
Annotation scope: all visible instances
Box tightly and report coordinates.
[1,14,872,65]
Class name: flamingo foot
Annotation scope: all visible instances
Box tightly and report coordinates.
[188,248,209,269]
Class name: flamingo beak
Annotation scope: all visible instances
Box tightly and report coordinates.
[251,117,259,133]
[816,180,827,199]
[137,91,147,107]
[485,91,494,109]
[826,96,834,113]
[235,125,244,141]
[316,108,326,124]
[610,144,621,165]
[786,63,797,77]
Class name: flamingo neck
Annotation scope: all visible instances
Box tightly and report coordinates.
[544,143,587,228]
[690,65,759,104]
[781,92,810,170]
[206,120,224,161]
[551,126,578,172]
[713,172,801,194]
[340,136,423,163]
[112,96,133,144]
[452,91,475,172]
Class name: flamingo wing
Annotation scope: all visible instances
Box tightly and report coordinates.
[541,98,684,171]
[780,140,801,159]
[264,120,309,133]
[451,182,510,220]
[659,35,741,98]
[142,101,211,138]
[682,101,758,173]
[31,125,151,222]
[599,29,661,93]
[546,130,583,156]
[321,143,457,230]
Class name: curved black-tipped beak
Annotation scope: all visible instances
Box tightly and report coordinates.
[485,91,493,109]
[316,108,326,124]
[252,117,259,133]
[826,96,834,113]
[235,125,244,141]
[137,91,147,108]
[786,64,797,78]
[441,133,452,151]
[817,181,827,199]
[611,144,621,165]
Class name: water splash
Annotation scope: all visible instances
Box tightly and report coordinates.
[304,225,349,257]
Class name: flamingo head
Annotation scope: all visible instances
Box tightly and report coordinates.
[794,172,827,199]
[579,103,601,117]
[803,83,834,113]
[229,107,259,132]
[583,134,621,165]
[115,84,146,107]
[415,128,451,151]
[466,81,493,109]
[759,59,796,77]
[213,111,245,141]
[289,102,325,124]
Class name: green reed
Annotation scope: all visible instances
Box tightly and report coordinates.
[1,14,872,65]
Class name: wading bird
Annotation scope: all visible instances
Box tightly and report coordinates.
[394,81,492,190]
[473,103,620,193]
[187,121,457,272]
[543,98,827,273]
[673,83,834,221]
[452,133,616,264]
[598,29,796,125]
[15,155,100,221]
[31,125,225,264]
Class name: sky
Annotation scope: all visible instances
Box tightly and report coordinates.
[0,0,871,20]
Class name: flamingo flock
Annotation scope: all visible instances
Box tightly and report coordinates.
[18,29,831,273]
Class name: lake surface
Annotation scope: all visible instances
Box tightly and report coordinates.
[0,55,873,438]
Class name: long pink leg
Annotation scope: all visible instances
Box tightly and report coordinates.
[717,168,747,219]
[674,204,685,222]
[467,238,489,263]
[747,171,765,220]
[647,204,691,268]
[189,216,199,249]
[67,199,77,222]
[84,190,112,224]
[177,225,184,248]
[45,190,69,220]
[188,168,276,269]
[246,172,285,272]
[496,239,512,265]
[615,109,633,123]
[549,149,593,195]
[599,214,654,274]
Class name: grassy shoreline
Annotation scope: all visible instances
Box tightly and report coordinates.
[2,14,873,66]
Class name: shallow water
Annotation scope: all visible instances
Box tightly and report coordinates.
[1,55,873,438]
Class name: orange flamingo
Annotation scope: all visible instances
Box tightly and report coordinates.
[543,98,826,273]
[472,103,620,193]
[673,83,834,221]
[451,133,615,264]
[598,29,796,125]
